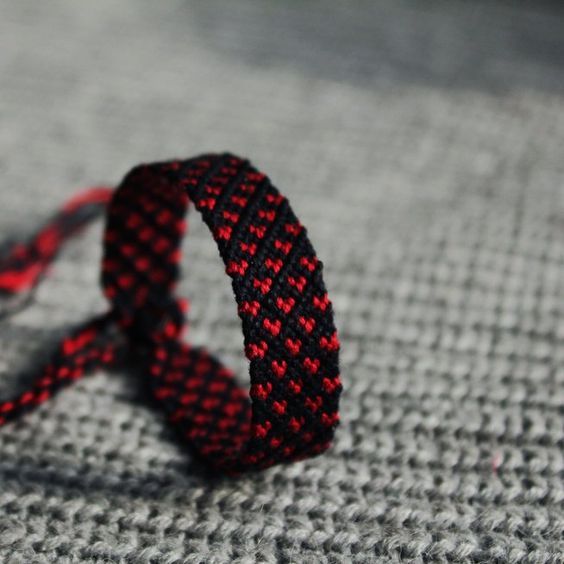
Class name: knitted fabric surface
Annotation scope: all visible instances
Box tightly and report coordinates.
[0,1,563,563]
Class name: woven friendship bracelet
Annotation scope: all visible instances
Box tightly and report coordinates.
[0,153,341,473]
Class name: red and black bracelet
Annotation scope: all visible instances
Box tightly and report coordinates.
[0,153,341,473]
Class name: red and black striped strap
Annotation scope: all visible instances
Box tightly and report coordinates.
[0,153,341,473]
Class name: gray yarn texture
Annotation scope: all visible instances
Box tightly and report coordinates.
[1,1,564,562]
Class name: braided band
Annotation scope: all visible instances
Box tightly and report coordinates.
[0,153,341,473]
[102,154,341,472]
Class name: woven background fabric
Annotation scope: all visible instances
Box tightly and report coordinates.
[1,1,563,562]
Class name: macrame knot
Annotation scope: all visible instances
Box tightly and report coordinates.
[114,295,186,348]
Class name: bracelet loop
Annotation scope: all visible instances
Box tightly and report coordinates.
[102,154,341,472]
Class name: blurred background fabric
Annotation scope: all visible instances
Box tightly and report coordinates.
[1,1,564,562]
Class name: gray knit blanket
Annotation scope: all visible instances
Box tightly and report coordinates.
[0,1,563,562]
